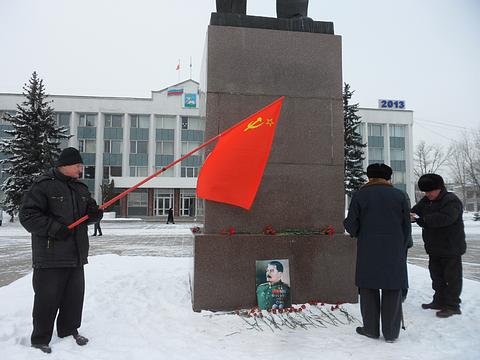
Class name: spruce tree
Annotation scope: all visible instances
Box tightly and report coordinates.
[344,83,366,197]
[0,72,70,219]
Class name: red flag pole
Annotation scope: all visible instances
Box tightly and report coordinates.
[68,96,284,229]
[67,134,219,229]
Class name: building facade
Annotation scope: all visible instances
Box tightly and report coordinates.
[0,83,414,217]
[0,80,204,219]
[357,107,415,200]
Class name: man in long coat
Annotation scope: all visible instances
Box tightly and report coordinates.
[344,163,412,342]
[411,173,466,318]
[20,147,103,353]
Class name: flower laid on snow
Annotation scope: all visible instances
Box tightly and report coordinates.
[230,302,360,332]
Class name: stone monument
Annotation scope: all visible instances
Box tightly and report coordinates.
[191,2,357,311]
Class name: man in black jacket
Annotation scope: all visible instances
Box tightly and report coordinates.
[344,164,412,342]
[19,147,103,353]
[411,173,466,318]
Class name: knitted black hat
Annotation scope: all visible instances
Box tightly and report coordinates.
[366,163,392,180]
[55,147,84,167]
[418,173,444,192]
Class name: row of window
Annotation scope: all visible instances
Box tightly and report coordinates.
[78,164,200,179]
[127,189,202,216]
[366,124,406,138]
[78,139,178,155]
[76,114,204,130]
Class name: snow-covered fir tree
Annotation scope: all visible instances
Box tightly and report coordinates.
[0,72,70,219]
[344,83,366,197]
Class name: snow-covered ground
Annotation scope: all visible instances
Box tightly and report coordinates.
[0,214,479,359]
[0,255,479,360]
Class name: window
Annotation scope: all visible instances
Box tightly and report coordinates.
[56,113,70,127]
[181,167,199,178]
[130,166,148,177]
[80,166,95,179]
[181,116,204,130]
[78,114,97,127]
[390,149,405,161]
[389,125,406,137]
[105,114,123,128]
[104,140,122,154]
[392,171,406,184]
[155,115,176,129]
[127,191,148,207]
[181,141,201,155]
[131,114,150,128]
[368,124,384,137]
[130,140,148,154]
[78,139,96,153]
[368,148,384,162]
[155,166,174,177]
[156,141,174,155]
[103,166,122,178]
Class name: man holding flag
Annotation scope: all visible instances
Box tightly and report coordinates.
[20,147,103,354]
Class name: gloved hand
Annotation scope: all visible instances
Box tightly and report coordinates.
[87,200,104,223]
[55,225,72,241]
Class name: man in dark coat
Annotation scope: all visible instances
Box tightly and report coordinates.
[411,173,466,318]
[19,147,103,354]
[344,163,412,342]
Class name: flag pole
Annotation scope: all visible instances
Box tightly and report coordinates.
[67,96,284,230]
[68,134,218,229]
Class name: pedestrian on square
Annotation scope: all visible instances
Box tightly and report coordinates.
[93,220,102,236]
[410,173,466,318]
[19,147,103,354]
[166,207,175,224]
[344,163,412,342]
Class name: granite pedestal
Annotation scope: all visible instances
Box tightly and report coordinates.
[192,18,357,311]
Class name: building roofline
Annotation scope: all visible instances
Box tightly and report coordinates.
[359,106,414,113]
[0,79,200,101]
[153,79,199,94]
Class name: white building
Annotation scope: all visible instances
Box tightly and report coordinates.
[1,83,414,217]
[357,107,415,201]
[0,80,204,218]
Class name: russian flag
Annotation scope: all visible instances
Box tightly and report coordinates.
[167,88,184,96]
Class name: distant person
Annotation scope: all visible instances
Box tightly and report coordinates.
[256,261,291,310]
[344,163,412,342]
[93,220,102,236]
[19,147,103,354]
[166,207,175,224]
[411,174,466,318]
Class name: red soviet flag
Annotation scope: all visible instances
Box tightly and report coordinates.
[196,97,284,210]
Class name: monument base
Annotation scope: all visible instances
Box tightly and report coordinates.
[191,233,357,312]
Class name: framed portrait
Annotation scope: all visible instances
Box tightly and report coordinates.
[256,259,291,310]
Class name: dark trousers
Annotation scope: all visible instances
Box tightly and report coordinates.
[429,255,462,310]
[31,266,85,345]
[93,222,102,236]
[359,288,403,341]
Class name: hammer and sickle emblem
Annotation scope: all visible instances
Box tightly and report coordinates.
[244,117,264,132]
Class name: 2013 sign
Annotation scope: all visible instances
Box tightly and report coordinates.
[378,99,406,110]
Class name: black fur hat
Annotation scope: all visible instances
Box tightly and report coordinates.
[418,173,445,192]
[366,163,392,180]
[55,147,84,167]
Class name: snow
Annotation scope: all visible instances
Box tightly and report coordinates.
[0,255,479,359]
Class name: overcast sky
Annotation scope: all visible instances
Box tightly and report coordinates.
[0,0,479,147]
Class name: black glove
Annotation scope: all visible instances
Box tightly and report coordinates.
[55,225,72,241]
[87,201,104,223]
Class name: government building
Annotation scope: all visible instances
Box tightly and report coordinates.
[0,81,414,218]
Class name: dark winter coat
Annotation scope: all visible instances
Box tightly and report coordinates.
[411,188,466,256]
[19,168,97,268]
[344,180,412,290]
